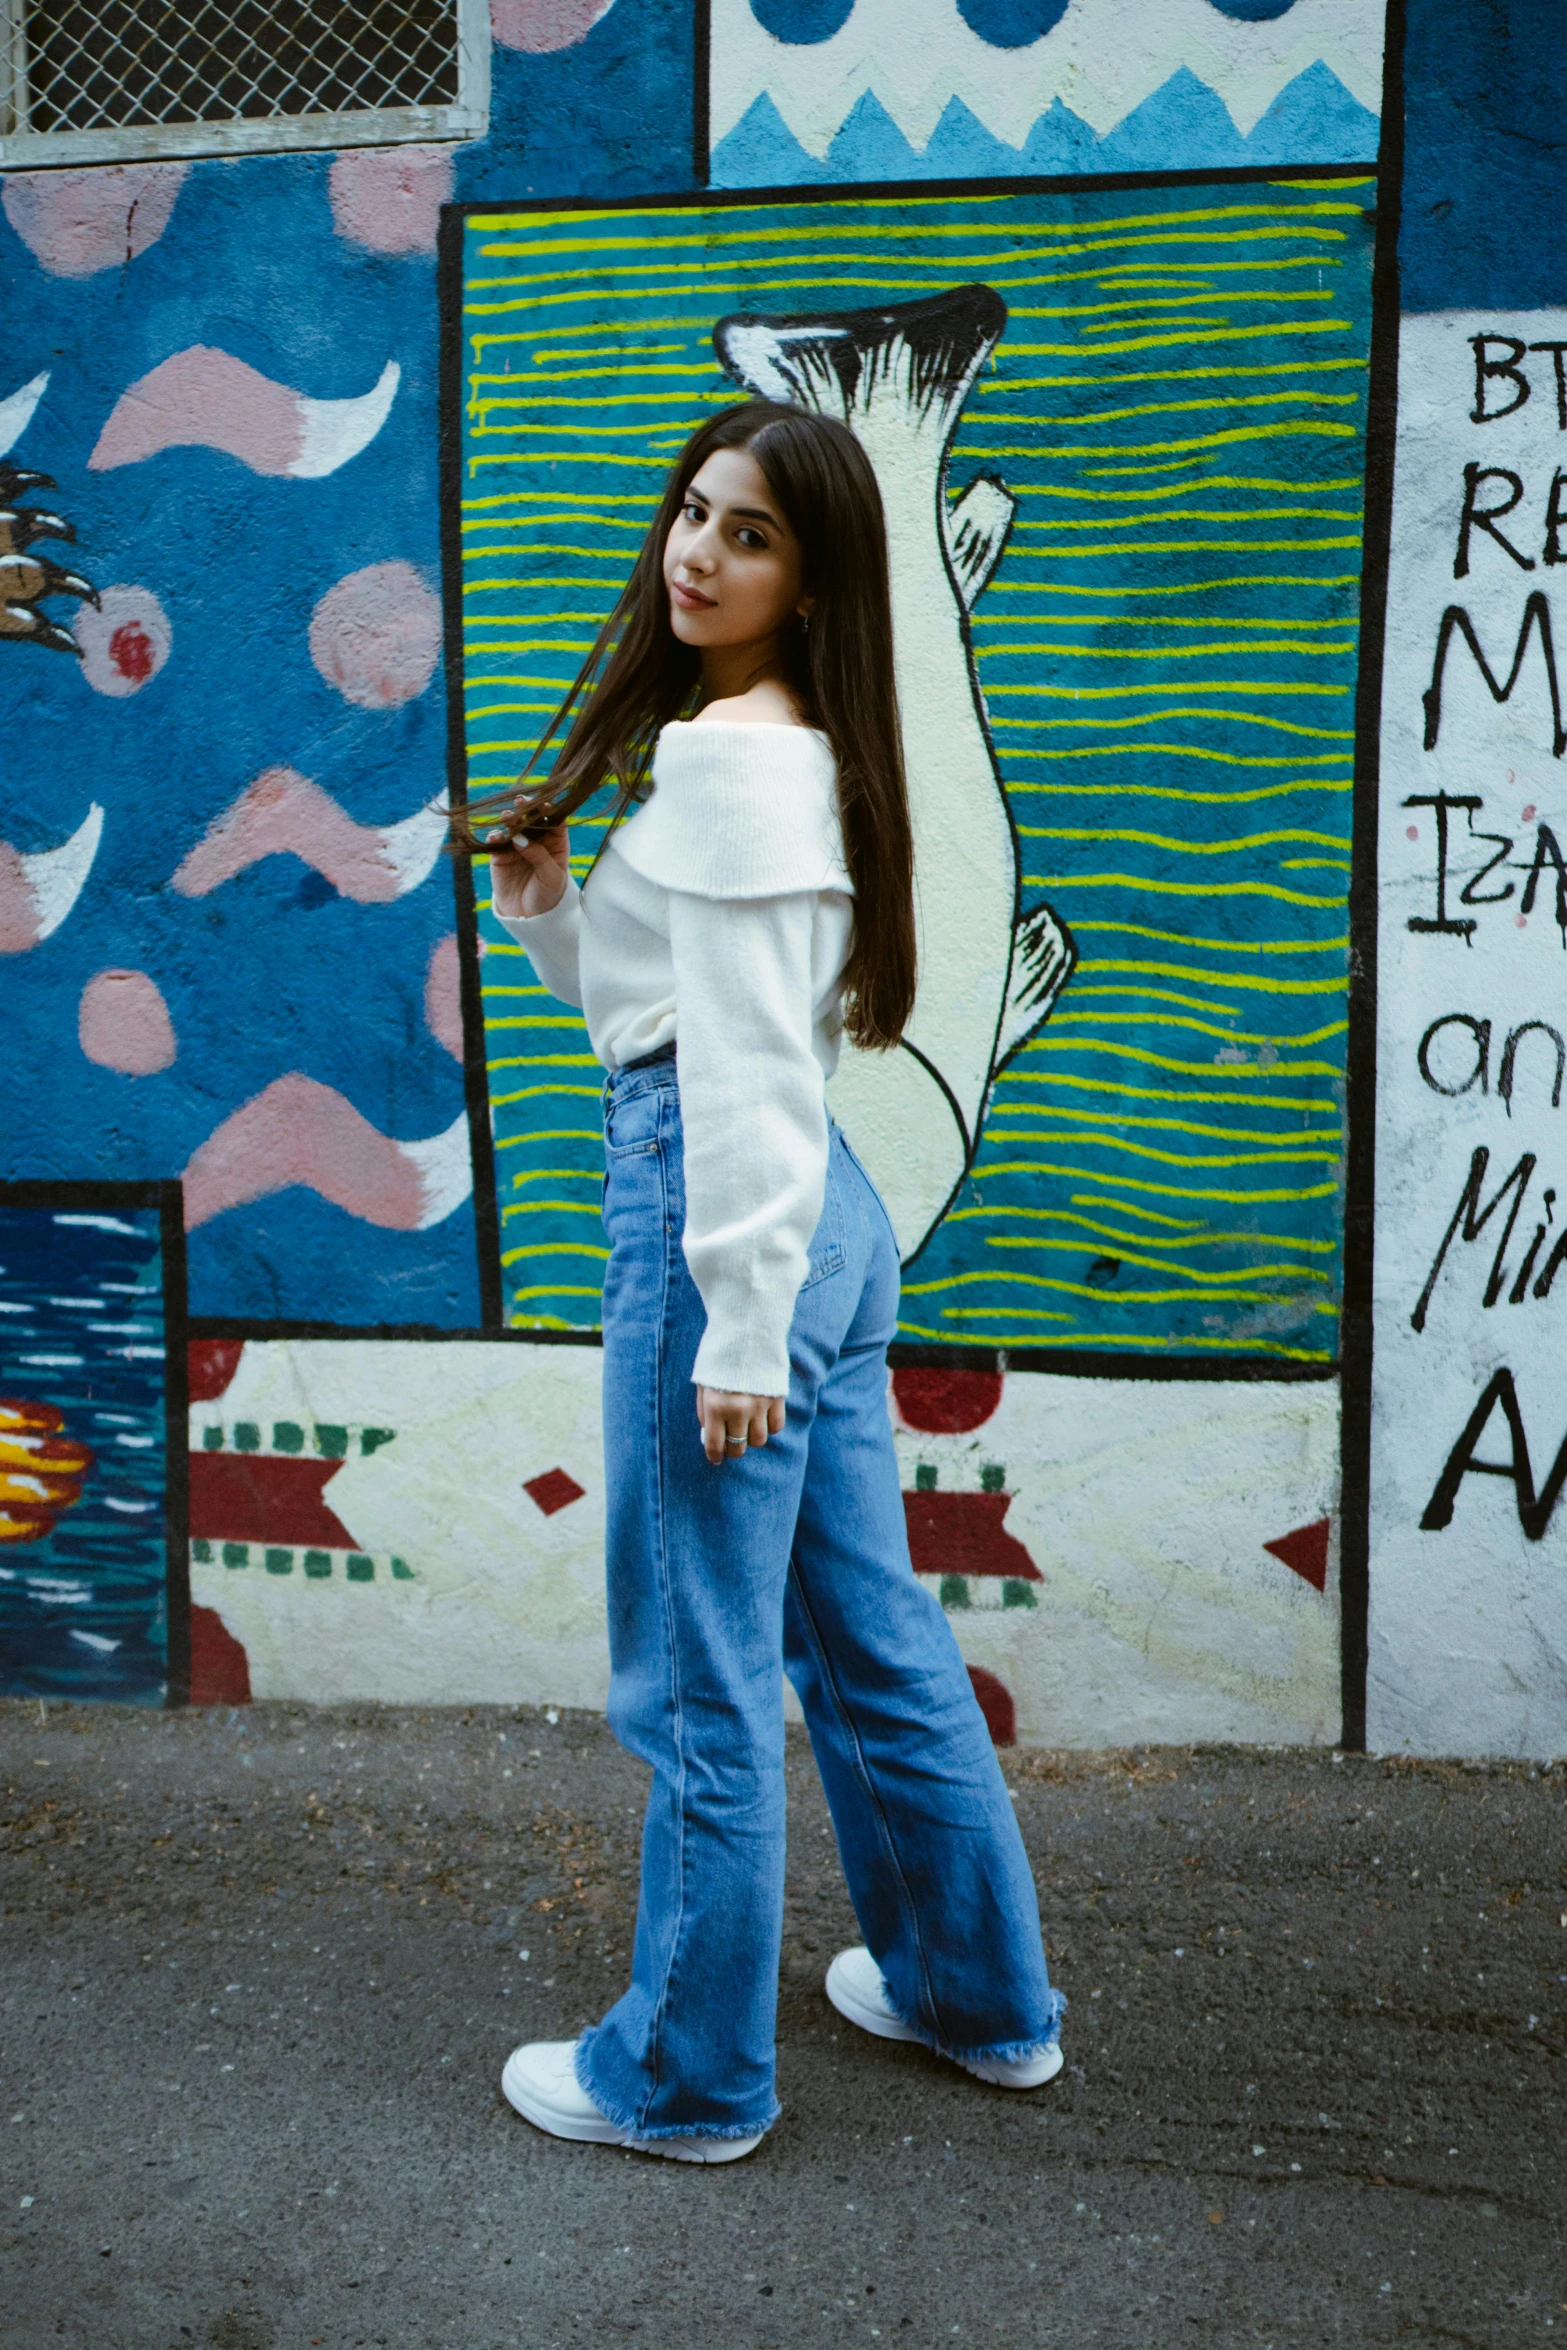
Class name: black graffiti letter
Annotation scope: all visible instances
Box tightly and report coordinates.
[1422,596,1567,760]
[1470,335,1532,423]
[1411,1147,1536,1332]
[1417,1012,1491,1095]
[1545,471,1567,566]
[1458,831,1516,905]
[1519,824,1567,941]
[1454,465,1534,576]
[1528,340,1567,429]
[1499,1020,1566,1111]
[1403,793,1481,938]
[1420,1368,1567,1539]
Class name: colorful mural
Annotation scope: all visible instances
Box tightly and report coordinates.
[709,0,1383,187]
[0,1189,179,1704]
[1,0,1563,1759]
[453,180,1370,1361]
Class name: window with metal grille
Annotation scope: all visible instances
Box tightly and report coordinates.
[0,0,489,166]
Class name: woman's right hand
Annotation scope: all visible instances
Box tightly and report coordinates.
[486,819,571,921]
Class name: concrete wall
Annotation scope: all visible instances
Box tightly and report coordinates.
[3,0,1562,1759]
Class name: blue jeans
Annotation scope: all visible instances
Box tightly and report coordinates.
[577,1049,1064,2141]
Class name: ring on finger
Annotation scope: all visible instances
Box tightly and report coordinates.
[723,1436,746,1454]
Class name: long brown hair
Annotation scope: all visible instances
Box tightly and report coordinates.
[452,400,916,1050]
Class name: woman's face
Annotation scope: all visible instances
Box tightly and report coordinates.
[662,446,810,653]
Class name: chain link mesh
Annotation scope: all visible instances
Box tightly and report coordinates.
[10,0,460,136]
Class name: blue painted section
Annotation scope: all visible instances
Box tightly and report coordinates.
[459,0,694,202]
[712,62,1379,187]
[1401,0,1567,312]
[954,0,1070,44]
[0,0,693,1331]
[746,0,857,43]
[0,1206,169,1703]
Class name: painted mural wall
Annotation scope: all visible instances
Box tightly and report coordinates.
[1,0,1561,1758]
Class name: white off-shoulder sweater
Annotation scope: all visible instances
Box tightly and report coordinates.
[495,721,854,1397]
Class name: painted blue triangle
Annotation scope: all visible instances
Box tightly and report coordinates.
[711,61,1380,191]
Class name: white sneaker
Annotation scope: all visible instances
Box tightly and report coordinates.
[825,1947,1064,2090]
[500,2040,765,2163]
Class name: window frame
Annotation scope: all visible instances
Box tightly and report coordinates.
[0,0,490,168]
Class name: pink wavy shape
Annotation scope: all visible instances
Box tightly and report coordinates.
[183,1076,424,1231]
[88,346,397,478]
[170,767,432,904]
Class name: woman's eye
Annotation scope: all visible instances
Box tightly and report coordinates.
[737,528,766,549]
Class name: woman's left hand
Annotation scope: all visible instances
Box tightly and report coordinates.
[697,1387,785,1466]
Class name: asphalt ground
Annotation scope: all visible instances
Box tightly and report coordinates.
[1,1699,1563,2350]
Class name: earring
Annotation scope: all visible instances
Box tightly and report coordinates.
[799,609,811,637]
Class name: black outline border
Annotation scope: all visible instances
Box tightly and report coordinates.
[0,1179,189,1711]
[438,160,1380,1382]
[438,201,507,1331]
[1336,0,1405,1751]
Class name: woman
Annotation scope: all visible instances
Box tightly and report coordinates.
[467,398,1064,2162]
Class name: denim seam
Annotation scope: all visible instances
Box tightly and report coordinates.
[783,1554,943,2041]
[638,1084,687,2138]
[874,1976,1069,2068]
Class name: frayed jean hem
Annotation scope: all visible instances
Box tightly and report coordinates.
[574,2037,779,2142]
[885,1980,1067,2070]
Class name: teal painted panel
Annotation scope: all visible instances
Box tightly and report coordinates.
[455,181,1372,1362]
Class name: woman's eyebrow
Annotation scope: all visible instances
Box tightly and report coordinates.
[727,505,780,526]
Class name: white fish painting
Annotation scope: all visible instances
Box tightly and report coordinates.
[714,285,1076,1258]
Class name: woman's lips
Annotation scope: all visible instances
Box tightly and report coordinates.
[671,579,715,611]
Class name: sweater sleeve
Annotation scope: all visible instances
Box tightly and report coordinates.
[667,886,828,1397]
[493,873,584,1007]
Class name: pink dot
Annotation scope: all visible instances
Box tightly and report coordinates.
[1522,805,1537,822]
[74,585,170,697]
[1405,825,1419,841]
[1517,914,1529,929]
[78,969,176,1074]
[308,561,441,709]
[490,0,617,50]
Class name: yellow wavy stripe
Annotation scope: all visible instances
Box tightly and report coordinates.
[1012,503,1361,527]
[959,420,1355,455]
[1077,955,1343,996]
[977,1235,1332,1285]
[979,638,1352,659]
[1044,1007,1347,1045]
[901,1267,1317,1305]
[998,535,1361,557]
[506,1285,604,1301]
[500,1201,601,1218]
[1034,478,1362,503]
[979,1097,1339,1144]
[1009,779,1350,804]
[494,1127,603,1146]
[992,678,1345,700]
[462,488,659,509]
[467,197,1359,242]
[972,1205,1339,1255]
[997,732,1352,753]
[1066,983,1241,1016]
[982,353,1362,384]
[1012,1035,1342,1075]
[487,1052,599,1073]
[1024,871,1344,907]
[899,1319,1333,1360]
[972,572,1361,598]
[483,1018,586,1033]
[1073,919,1348,954]
[969,605,1356,624]
[980,1127,1339,1171]
[1019,823,1351,853]
[996,1069,1340,1110]
[499,1242,609,1264]
[507,1165,603,1180]
[975,1157,1340,1204]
